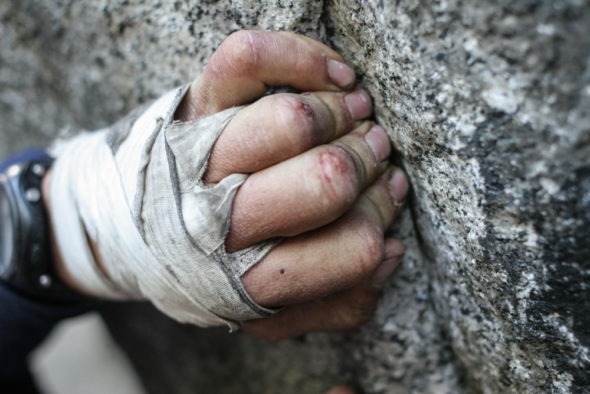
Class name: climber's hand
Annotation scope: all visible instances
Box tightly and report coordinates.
[179,31,409,340]
[46,30,408,338]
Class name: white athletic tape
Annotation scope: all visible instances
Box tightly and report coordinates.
[49,86,277,329]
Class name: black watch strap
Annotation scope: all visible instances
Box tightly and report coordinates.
[0,152,94,304]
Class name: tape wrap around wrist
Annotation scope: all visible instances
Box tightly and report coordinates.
[49,86,277,329]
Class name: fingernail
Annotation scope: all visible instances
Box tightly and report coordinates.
[344,89,372,119]
[372,257,402,288]
[365,125,391,162]
[327,59,356,88]
[389,167,409,204]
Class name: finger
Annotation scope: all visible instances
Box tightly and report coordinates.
[227,123,393,251]
[371,238,406,289]
[241,168,408,307]
[178,30,357,119]
[205,89,372,183]
[242,245,405,341]
[242,280,380,341]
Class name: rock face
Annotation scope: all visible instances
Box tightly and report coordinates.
[2,0,589,393]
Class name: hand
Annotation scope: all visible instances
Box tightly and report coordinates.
[45,31,408,339]
[177,31,408,340]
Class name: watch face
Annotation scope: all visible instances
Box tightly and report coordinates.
[0,183,15,277]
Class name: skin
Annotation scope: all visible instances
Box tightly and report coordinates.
[42,31,409,343]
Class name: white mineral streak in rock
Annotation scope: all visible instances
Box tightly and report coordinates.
[481,86,519,114]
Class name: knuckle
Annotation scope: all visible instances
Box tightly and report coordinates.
[339,295,378,328]
[309,92,351,134]
[365,179,396,228]
[219,30,261,74]
[273,94,317,147]
[314,146,360,207]
[355,224,384,274]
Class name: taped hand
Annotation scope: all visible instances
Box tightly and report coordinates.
[46,31,409,339]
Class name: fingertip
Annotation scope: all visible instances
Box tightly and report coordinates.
[327,59,356,89]
[372,238,405,289]
[344,89,373,120]
[372,257,402,289]
[364,125,391,162]
[384,238,405,259]
[389,166,409,204]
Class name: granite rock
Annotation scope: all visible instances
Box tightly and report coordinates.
[1,0,588,393]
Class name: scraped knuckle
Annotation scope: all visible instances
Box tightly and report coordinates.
[273,94,317,146]
[314,146,359,207]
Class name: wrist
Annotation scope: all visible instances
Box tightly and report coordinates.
[41,170,90,296]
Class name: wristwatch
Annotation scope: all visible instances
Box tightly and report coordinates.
[0,154,85,302]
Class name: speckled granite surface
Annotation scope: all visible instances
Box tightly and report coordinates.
[2,0,589,393]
